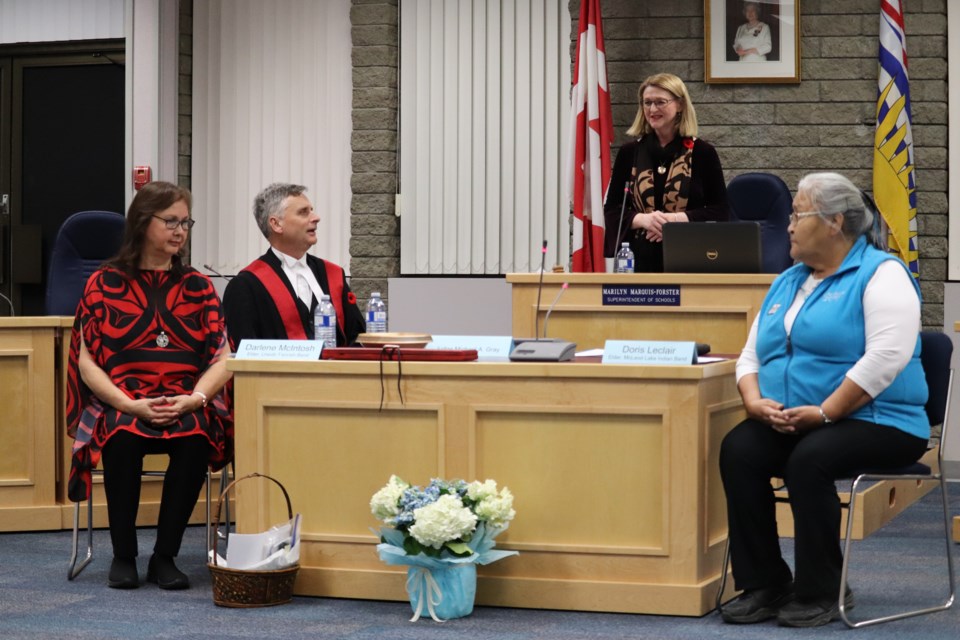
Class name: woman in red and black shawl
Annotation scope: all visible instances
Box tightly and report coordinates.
[66,181,232,591]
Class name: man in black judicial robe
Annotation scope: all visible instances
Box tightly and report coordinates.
[222,183,365,350]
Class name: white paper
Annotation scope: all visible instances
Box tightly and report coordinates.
[211,514,301,570]
[575,348,605,357]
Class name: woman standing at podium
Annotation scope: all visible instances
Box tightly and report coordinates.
[603,73,729,272]
[66,181,233,591]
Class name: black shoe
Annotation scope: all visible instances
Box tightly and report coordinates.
[107,557,139,589]
[720,582,794,624]
[777,587,854,627]
[146,553,190,590]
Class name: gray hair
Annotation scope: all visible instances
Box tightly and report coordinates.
[253,182,308,239]
[796,172,885,249]
[743,2,762,17]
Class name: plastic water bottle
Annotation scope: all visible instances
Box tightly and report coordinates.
[615,242,634,273]
[366,292,387,333]
[313,295,337,348]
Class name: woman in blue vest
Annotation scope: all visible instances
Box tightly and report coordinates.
[718,172,928,628]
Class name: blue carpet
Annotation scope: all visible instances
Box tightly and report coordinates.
[1,490,958,639]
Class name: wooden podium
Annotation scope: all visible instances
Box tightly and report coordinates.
[229,357,744,616]
[507,273,775,353]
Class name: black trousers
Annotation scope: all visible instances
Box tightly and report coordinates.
[719,418,928,601]
[101,431,210,559]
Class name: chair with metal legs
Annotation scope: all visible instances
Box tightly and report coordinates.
[717,331,956,628]
[68,467,231,580]
[838,331,955,627]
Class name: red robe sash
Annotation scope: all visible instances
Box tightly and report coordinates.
[243,257,348,338]
[243,259,308,339]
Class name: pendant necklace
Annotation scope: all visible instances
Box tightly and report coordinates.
[657,164,667,175]
[156,330,170,348]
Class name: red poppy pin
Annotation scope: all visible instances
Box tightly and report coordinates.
[347,292,357,305]
[682,138,694,149]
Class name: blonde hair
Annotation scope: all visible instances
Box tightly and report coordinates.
[626,73,698,138]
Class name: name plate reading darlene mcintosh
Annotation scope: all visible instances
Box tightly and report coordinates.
[235,339,323,360]
[602,340,697,365]
[601,284,681,306]
[428,335,512,360]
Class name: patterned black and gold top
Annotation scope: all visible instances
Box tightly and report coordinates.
[604,135,729,272]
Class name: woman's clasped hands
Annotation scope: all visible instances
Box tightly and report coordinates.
[744,398,825,435]
[126,395,203,426]
[632,211,676,242]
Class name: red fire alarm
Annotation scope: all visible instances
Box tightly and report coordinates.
[133,166,152,191]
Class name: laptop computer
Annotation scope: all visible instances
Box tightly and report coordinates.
[662,221,763,274]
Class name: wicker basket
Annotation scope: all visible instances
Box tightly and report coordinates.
[207,472,300,608]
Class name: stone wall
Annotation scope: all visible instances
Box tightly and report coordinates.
[589,0,948,329]
[349,0,948,327]
[179,0,193,265]
[350,0,399,303]
[179,0,193,191]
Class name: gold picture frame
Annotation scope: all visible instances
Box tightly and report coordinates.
[705,0,801,84]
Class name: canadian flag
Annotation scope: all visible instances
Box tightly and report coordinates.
[567,0,613,273]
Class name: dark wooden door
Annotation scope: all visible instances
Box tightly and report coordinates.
[1,40,124,315]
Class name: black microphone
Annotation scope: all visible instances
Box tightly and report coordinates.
[534,240,548,342]
[0,291,14,316]
[542,282,568,339]
[613,181,631,256]
[203,264,234,280]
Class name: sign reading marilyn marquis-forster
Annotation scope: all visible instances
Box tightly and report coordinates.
[601,284,680,306]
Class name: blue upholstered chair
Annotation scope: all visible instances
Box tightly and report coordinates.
[726,172,793,273]
[45,210,125,315]
[717,331,956,628]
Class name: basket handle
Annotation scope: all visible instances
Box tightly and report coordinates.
[211,472,294,567]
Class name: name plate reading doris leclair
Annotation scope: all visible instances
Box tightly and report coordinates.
[235,339,324,360]
[601,284,681,306]
[602,340,697,365]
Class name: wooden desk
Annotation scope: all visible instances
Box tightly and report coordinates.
[0,317,62,531]
[507,273,775,353]
[229,357,743,616]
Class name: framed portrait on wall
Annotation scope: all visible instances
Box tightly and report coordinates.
[705,0,801,83]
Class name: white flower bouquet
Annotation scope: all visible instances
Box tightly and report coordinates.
[370,475,518,621]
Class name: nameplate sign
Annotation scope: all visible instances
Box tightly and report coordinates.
[601,284,681,306]
[235,339,323,360]
[428,335,512,360]
[602,340,697,365]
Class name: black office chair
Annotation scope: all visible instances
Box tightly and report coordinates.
[45,210,125,315]
[726,172,793,273]
[716,331,955,627]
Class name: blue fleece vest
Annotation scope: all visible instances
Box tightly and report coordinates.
[755,237,928,439]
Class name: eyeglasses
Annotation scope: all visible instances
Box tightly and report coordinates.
[152,215,196,230]
[642,98,677,110]
[789,211,821,225]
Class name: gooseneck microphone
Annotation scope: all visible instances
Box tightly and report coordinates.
[541,282,568,340]
[533,240,548,342]
[509,248,577,361]
[614,181,631,253]
[203,264,234,280]
[0,291,14,316]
